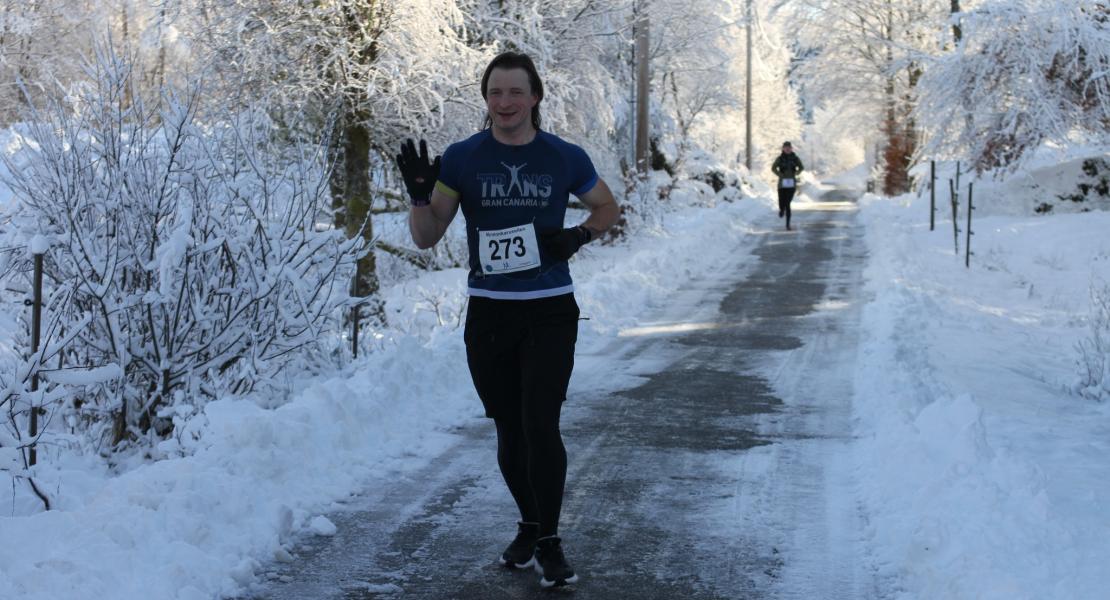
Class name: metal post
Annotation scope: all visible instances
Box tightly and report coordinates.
[954,161,961,198]
[744,0,753,171]
[930,160,936,231]
[29,252,43,466]
[965,182,974,268]
[351,305,360,359]
[949,178,960,255]
[634,2,650,175]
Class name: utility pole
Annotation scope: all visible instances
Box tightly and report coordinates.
[635,1,650,174]
[745,0,753,170]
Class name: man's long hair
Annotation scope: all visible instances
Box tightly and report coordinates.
[481,51,544,131]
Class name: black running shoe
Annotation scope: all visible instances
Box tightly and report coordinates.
[499,521,539,569]
[779,209,784,218]
[533,536,578,588]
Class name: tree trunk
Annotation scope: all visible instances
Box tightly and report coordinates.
[329,119,349,232]
[950,0,962,43]
[154,3,168,91]
[879,2,912,196]
[120,0,133,110]
[881,84,915,195]
[336,113,380,309]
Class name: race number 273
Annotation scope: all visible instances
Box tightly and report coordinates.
[489,236,526,260]
[478,224,541,274]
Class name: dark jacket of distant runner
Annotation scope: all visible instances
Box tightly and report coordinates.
[771,153,804,189]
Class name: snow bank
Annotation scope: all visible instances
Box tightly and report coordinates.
[911,144,1110,218]
[0,334,480,599]
[855,187,1110,599]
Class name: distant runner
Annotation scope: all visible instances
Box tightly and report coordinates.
[395,51,620,589]
[772,141,805,230]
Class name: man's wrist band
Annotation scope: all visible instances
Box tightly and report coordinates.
[578,225,593,243]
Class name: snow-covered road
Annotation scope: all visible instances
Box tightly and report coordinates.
[246,192,880,599]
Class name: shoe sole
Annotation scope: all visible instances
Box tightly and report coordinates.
[534,560,578,587]
[538,573,579,588]
[499,556,536,569]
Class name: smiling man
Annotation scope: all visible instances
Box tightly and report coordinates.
[395,51,620,589]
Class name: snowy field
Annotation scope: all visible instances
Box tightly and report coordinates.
[855,177,1110,598]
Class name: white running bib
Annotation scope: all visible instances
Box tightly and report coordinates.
[782,178,796,188]
[478,223,541,275]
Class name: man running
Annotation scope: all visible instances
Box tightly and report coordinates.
[771,141,804,230]
[395,51,620,589]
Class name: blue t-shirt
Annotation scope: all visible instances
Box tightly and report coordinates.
[435,129,599,300]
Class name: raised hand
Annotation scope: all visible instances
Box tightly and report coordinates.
[395,139,441,206]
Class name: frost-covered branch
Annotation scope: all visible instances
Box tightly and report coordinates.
[915,0,1110,171]
[1,42,361,452]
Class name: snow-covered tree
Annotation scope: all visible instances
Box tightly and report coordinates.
[915,0,1110,171]
[791,0,952,193]
[652,0,741,169]
[1,45,360,449]
[800,105,867,175]
[0,1,202,125]
[0,0,100,123]
[674,0,801,178]
[191,0,487,310]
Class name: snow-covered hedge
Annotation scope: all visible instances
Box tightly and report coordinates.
[0,49,361,470]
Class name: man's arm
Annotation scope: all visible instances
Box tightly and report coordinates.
[536,177,620,261]
[771,156,782,176]
[409,188,460,249]
[576,178,620,239]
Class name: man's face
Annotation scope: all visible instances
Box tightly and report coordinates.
[486,67,538,135]
[783,145,793,154]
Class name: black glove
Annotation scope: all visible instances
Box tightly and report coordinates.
[395,138,440,206]
[540,226,593,261]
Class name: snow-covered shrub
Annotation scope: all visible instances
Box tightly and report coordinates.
[916,0,1110,172]
[1075,282,1110,401]
[612,171,675,238]
[681,147,745,197]
[0,47,361,455]
[1056,158,1110,210]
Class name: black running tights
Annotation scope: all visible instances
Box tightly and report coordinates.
[778,187,796,226]
[465,294,579,538]
[495,412,567,538]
